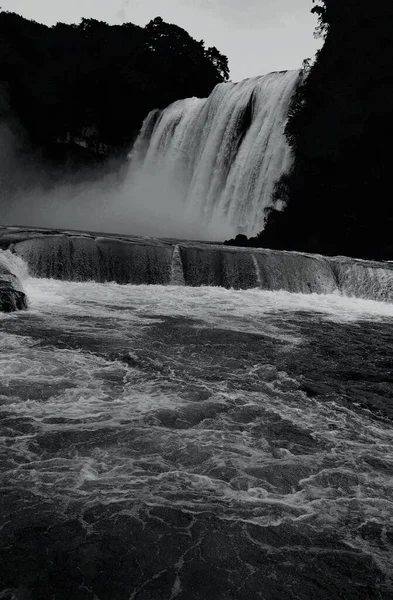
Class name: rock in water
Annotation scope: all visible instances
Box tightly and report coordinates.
[0,255,28,312]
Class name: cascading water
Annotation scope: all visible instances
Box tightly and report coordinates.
[127,71,301,239]
[2,223,393,597]
[170,245,186,286]
[13,235,173,285]
[5,228,393,302]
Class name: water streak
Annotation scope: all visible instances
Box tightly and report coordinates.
[252,254,262,288]
[170,245,186,286]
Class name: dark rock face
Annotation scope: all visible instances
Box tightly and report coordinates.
[0,265,27,312]
[257,1,393,262]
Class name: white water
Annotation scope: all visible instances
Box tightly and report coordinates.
[127,71,301,239]
[19,277,393,330]
[0,248,29,281]
[10,232,393,302]
[1,278,393,594]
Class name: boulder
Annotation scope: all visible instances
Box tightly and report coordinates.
[0,265,27,312]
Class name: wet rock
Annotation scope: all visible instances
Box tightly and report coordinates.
[0,264,27,312]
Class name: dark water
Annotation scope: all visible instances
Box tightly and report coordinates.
[1,279,393,599]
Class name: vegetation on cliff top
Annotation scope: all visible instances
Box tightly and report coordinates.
[0,11,229,162]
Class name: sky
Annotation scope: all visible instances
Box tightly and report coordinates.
[1,0,322,82]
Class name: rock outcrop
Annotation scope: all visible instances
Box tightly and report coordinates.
[0,265,27,311]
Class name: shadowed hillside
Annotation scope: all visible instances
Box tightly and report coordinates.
[253,0,393,260]
[0,11,229,182]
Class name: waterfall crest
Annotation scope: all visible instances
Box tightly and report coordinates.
[127,71,301,239]
[5,228,393,303]
[13,235,173,285]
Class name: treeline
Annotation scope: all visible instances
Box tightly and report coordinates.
[254,0,393,260]
[0,11,229,164]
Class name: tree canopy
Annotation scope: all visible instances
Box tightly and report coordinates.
[0,11,229,160]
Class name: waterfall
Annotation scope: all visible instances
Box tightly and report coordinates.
[179,245,260,289]
[253,250,338,295]
[330,257,393,302]
[127,71,301,239]
[6,229,393,303]
[14,235,173,285]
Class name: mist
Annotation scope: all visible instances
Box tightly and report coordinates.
[0,71,236,243]
[2,173,234,241]
[0,132,234,242]
[0,88,41,199]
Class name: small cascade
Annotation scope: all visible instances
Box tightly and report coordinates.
[329,257,393,302]
[4,228,393,303]
[254,250,338,294]
[13,235,173,285]
[220,250,260,289]
[179,246,221,287]
[96,238,173,285]
[70,236,102,281]
[178,245,339,293]
[170,245,186,286]
[251,254,262,289]
[179,246,260,289]
[14,236,73,280]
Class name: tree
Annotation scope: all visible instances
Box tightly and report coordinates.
[205,46,229,81]
[0,11,230,167]
[258,0,393,260]
[311,1,328,38]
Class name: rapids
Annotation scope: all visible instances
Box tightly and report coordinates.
[0,275,392,599]
[4,227,393,303]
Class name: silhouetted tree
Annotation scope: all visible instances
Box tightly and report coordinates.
[0,11,229,167]
[258,0,393,260]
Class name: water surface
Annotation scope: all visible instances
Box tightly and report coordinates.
[1,280,393,599]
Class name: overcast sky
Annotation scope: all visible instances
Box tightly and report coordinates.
[1,0,322,82]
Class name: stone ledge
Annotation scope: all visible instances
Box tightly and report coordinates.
[0,265,27,312]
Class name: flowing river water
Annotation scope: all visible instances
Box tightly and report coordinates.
[1,277,393,599]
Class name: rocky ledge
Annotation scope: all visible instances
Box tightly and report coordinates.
[0,264,27,312]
